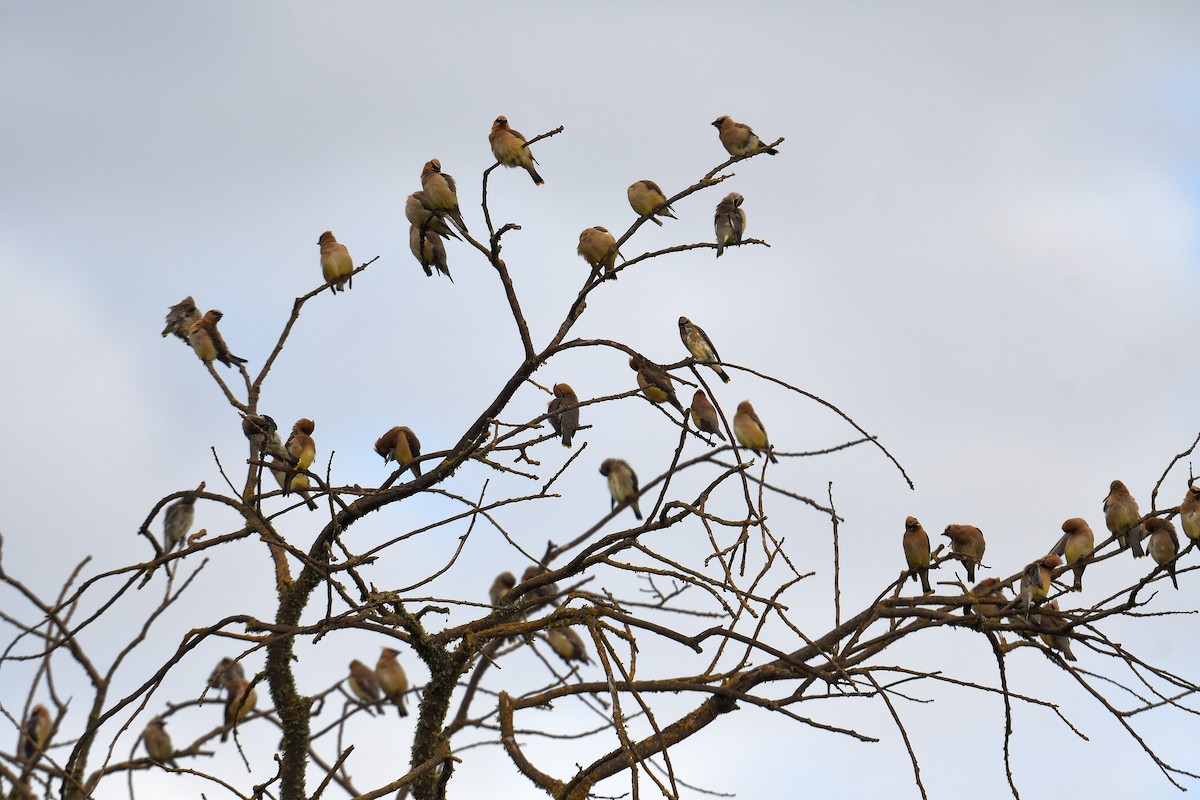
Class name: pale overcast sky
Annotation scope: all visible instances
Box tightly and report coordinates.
[2,3,1199,799]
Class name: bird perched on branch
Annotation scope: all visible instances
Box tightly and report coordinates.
[1020,553,1061,615]
[902,516,932,595]
[1180,482,1200,543]
[1031,599,1077,661]
[142,716,176,767]
[577,226,623,280]
[1050,517,1094,592]
[1103,479,1145,558]
[376,648,409,717]
[714,192,745,258]
[689,390,725,441]
[409,225,452,281]
[627,180,676,225]
[733,400,777,464]
[599,458,642,520]
[629,355,684,414]
[489,115,544,185]
[207,657,245,693]
[1146,517,1180,590]
[347,660,382,715]
[712,115,779,157]
[270,457,318,510]
[318,230,354,293]
[489,571,517,606]
[678,316,731,383]
[221,677,256,741]
[404,191,461,241]
[420,159,469,234]
[547,383,580,447]
[374,426,423,478]
[162,483,204,552]
[241,414,297,466]
[941,524,985,584]
[188,310,247,368]
[520,565,559,602]
[20,704,51,764]
[162,296,200,343]
[547,628,591,664]
[967,578,1007,620]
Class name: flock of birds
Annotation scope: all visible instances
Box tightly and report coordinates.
[902,478,1195,661]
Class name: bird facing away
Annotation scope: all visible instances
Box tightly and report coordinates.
[733,400,777,464]
[420,159,469,234]
[678,316,731,383]
[629,356,684,414]
[1031,599,1077,661]
[1146,517,1180,590]
[347,659,382,715]
[188,310,247,368]
[1050,517,1095,592]
[404,191,461,241]
[241,414,297,466]
[941,524,985,584]
[489,571,517,606]
[627,180,677,225]
[689,390,725,441]
[1104,479,1145,558]
[547,627,591,664]
[547,383,580,447]
[221,677,257,741]
[162,296,200,343]
[318,231,353,293]
[142,717,176,767]
[1020,553,1062,615]
[599,458,642,520]
[902,516,932,594]
[374,426,423,478]
[207,657,245,692]
[376,648,409,717]
[409,225,452,281]
[714,192,746,258]
[967,578,1007,620]
[577,226,623,279]
[162,482,204,553]
[1181,482,1200,542]
[20,704,51,764]
[489,115,544,185]
[711,115,779,157]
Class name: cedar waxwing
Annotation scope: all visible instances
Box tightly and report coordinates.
[902,516,932,594]
[285,418,316,474]
[1031,599,1077,661]
[629,356,685,414]
[420,159,469,234]
[489,115,544,185]
[318,231,354,293]
[546,627,591,664]
[1020,554,1062,615]
[162,482,204,553]
[577,226,623,280]
[627,180,677,225]
[1050,518,1095,592]
[143,716,176,767]
[241,414,297,466]
[188,310,247,368]
[489,571,517,606]
[689,390,725,441]
[221,677,256,741]
[941,524,986,584]
[547,383,580,448]
[347,659,382,715]
[967,577,1007,619]
[207,657,245,692]
[374,426,423,478]
[162,296,200,343]
[733,400,778,464]
[678,316,731,383]
[376,648,409,717]
[1180,482,1200,542]
[20,704,51,764]
[1146,517,1180,590]
[521,565,559,601]
[1104,479,1146,558]
[713,192,745,258]
[408,225,452,281]
[404,191,461,241]
[599,458,642,520]
[270,457,318,511]
[711,115,779,158]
